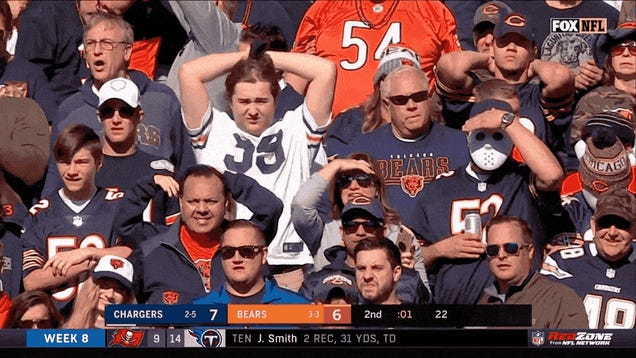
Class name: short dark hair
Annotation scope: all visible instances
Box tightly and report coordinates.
[484,215,533,245]
[5,290,63,328]
[353,238,401,269]
[221,219,266,246]
[53,124,102,166]
[178,164,228,198]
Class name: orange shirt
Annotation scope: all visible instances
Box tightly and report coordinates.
[180,225,220,292]
[293,0,461,115]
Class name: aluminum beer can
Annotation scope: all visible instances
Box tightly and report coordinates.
[464,213,482,235]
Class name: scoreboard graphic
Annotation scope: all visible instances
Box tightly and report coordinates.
[0,305,633,348]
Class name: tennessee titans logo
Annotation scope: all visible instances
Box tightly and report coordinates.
[188,328,223,347]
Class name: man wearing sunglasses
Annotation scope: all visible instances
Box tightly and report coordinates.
[436,12,574,157]
[342,65,470,226]
[131,164,283,305]
[44,12,195,197]
[542,189,636,329]
[411,92,564,305]
[479,215,588,328]
[301,197,430,305]
[195,220,308,304]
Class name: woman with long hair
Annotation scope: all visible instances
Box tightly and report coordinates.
[291,152,429,288]
[4,290,62,328]
[64,255,135,328]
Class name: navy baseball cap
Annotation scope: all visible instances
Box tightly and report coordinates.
[494,13,535,43]
[473,1,512,30]
[341,197,384,223]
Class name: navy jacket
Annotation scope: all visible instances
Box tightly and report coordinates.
[45,70,195,196]
[302,246,432,304]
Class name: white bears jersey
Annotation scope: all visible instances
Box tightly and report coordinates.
[185,102,328,265]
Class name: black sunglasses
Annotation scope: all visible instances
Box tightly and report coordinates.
[98,105,136,120]
[386,90,429,106]
[337,173,375,189]
[17,318,55,329]
[485,242,529,257]
[597,215,631,231]
[342,220,383,234]
[219,245,265,260]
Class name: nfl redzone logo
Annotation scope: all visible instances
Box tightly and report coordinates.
[547,332,613,346]
[551,18,607,33]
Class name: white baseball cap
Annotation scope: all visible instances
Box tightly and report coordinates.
[92,255,134,292]
[98,77,140,108]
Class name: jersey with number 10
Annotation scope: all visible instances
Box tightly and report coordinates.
[186,103,327,265]
[293,0,460,115]
[21,188,124,309]
[541,243,636,329]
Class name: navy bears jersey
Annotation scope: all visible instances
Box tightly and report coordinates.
[541,243,636,329]
[0,203,27,298]
[411,162,546,304]
[344,122,470,224]
[22,188,124,310]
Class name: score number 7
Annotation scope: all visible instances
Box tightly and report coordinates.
[340,21,401,71]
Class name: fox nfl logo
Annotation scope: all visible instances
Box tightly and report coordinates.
[551,18,607,33]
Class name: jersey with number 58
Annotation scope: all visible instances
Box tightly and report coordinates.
[21,188,125,308]
[541,243,636,329]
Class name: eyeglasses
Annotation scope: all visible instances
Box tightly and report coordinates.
[17,318,55,329]
[98,105,137,119]
[84,39,129,51]
[485,242,529,257]
[386,90,429,106]
[219,245,265,260]
[610,42,636,57]
[337,173,375,189]
[342,220,384,234]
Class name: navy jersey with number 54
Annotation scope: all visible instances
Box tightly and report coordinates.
[21,188,124,310]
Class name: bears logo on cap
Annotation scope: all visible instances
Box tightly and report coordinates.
[110,258,124,270]
[505,14,527,27]
[483,4,501,15]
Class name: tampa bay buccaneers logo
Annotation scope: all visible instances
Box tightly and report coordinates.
[109,329,144,347]
[163,290,180,304]
[110,258,124,269]
[400,175,424,198]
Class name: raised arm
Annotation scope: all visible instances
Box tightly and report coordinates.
[529,59,576,110]
[266,51,336,127]
[436,51,490,95]
[463,108,564,191]
[178,50,247,129]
